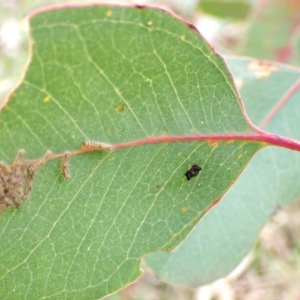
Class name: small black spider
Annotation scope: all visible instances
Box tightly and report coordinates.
[185,164,202,181]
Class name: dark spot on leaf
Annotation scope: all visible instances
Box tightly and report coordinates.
[135,5,145,9]
[272,204,283,215]
[185,164,201,181]
[185,23,200,34]
[156,184,161,189]
[207,198,221,210]
[114,103,125,112]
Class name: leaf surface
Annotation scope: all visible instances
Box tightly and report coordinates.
[199,0,252,20]
[0,6,263,299]
[145,57,300,287]
[243,0,300,65]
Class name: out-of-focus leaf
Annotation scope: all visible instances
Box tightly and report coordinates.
[296,30,300,65]
[242,0,300,65]
[199,0,252,19]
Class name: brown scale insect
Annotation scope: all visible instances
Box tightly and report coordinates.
[0,150,51,211]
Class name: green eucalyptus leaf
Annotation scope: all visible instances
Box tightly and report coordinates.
[145,57,300,287]
[0,6,263,299]
[199,0,252,19]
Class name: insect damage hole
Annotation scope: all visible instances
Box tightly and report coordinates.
[81,141,113,151]
[185,164,202,181]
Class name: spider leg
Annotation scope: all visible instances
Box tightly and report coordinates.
[13,164,28,188]
[13,150,25,176]
[0,162,11,176]
[29,150,52,173]
[0,194,8,211]
[22,151,51,200]
[0,194,6,206]
[0,196,11,210]
[13,150,25,164]
[5,191,20,208]
[22,169,35,200]
[61,152,70,179]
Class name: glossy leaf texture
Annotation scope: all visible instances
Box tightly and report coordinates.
[0,5,263,299]
[145,57,300,287]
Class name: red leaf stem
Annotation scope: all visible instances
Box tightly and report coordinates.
[260,79,300,128]
[113,130,300,152]
[46,129,300,163]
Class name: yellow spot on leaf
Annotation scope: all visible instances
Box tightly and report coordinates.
[145,78,152,86]
[114,103,125,112]
[162,131,167,137]
[181,207,188,213]
[208,140,219,147]
[248,60,278,79]
[43,96,50,103]
[169,229,174,236]
[238,154,242,159]
[106,10,112,17]
[147,21,153,26]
